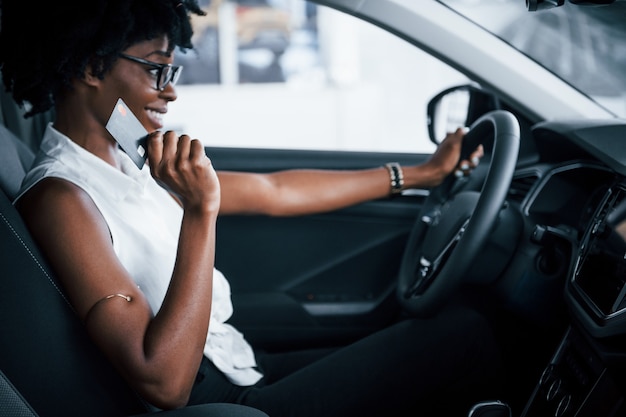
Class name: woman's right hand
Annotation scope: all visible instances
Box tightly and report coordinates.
[146,130,220,213]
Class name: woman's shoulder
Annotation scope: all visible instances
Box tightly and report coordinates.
[16,176,96,223]
[14,157,88,205]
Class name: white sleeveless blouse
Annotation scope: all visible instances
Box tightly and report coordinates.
[15,124,262,386]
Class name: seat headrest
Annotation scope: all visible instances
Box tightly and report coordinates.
[0,124,34,200]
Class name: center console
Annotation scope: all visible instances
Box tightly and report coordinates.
[520,327,624,417]
[523,182,626,416]
[473,181,626,417]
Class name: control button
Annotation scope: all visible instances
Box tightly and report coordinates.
[547,379,562,401]
[556,394,571,417]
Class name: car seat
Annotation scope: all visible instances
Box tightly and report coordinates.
[0,119,268,417]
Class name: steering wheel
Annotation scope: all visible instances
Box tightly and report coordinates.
[396,110,520,317]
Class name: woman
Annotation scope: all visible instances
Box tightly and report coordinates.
[0,1,497,415]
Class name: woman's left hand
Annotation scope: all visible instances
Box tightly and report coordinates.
[417,127,484,187]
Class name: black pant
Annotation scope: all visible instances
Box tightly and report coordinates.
[188,306,501,417]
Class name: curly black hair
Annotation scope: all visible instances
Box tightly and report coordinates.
[0,0,205,117]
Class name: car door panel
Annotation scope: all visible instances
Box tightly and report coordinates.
[208,146,431,350]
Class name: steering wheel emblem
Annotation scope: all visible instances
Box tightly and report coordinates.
[419,256,431,277]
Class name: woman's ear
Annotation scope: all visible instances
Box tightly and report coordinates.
[81,62,104,88]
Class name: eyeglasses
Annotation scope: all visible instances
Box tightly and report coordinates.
[119,53,183,91]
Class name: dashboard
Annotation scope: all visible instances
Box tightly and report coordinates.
[504,119,626,417]
[528,120,626,339]
[495,119,626,338]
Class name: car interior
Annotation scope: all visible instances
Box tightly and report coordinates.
[3,88,626,417]
[3,1,626,416]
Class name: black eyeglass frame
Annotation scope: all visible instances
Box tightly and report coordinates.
[119,53,183,91]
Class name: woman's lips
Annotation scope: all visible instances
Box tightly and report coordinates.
[146,108,165,129]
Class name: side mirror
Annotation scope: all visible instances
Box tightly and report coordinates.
[426,84,500,145]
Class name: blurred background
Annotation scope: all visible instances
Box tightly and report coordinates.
[166,0,626,153]
[166,0,470,153]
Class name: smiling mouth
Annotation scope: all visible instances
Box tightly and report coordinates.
[146,109,165,127]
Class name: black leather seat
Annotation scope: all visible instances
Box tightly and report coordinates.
[0,123,34,200]
[0,122,268,417]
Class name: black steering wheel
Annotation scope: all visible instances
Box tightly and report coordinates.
[397,110,520,317]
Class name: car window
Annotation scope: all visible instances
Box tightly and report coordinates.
[166,0,469,153]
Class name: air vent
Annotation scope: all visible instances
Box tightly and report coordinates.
[602,187,626,228]
[508,173,539,203]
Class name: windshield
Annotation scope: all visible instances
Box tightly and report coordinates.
[438,0,626,118]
